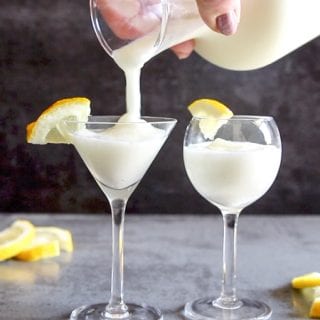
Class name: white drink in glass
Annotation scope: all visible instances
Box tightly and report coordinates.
[184,138,281,210]
[183,116,281,320]
[70,122,166,190]
[66,116,176,320]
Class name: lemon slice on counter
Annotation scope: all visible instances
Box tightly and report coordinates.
[26,97,91,144]
[299,287,320,318]
[15,230,60,262]
[188,98,233,139]
[292,274,320,318]
[36,227,73,252]
[310,297,320,318]
[0,220,35,261]
[292,273,320,289]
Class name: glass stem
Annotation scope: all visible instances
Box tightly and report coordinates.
[104,198,129,318]
[215,211,242,309]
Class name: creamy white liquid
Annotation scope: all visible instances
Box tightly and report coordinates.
[120,68,141,121]
[112,31,156,120]
[71,123,166,190]
[184,138,281,210]
[112,8,203,119]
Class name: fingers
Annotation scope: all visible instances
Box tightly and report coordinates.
[195,0,241,35]
[171,40,195,59]
[97,0,240,59]
[96,0,142,39]
[96,0,161,40]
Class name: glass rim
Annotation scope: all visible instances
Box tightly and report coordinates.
[192,115,275,121]
[63,115,178,125]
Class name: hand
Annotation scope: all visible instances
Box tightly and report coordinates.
[96,0,241,59]
[172,0,240,59]
[96,0,161,40]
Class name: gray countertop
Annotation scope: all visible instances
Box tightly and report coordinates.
[0,214,318,320]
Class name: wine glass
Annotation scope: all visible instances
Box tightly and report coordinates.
[62,116,176,320]
[183,115,281,320]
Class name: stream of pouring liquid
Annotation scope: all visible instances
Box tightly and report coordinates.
[111,19,205,121]
[122,67,142,121]
[111,31,160,122]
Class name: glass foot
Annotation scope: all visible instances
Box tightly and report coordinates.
[70,303,163,320]
[184,297,272,320]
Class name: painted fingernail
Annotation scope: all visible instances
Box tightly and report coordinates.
[216,11,238,35]
[175,51,190,60]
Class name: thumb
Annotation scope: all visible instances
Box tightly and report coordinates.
[195,0,240,35]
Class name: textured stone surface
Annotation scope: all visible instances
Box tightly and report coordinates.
[0,213,318,320]
[0,1,320,214]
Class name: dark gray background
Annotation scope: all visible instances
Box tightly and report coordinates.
[1,0,319,214]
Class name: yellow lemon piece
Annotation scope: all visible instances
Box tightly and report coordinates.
[35,227,73,252]
[15,230,60,262]
[188,98,233,118]
[188,98,233,139]
[310,297,320,318]
[0,220,35,261]
[292,273,320,289]
[26,97,91,144]
[293,286,320,318]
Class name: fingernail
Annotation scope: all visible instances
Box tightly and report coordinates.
[175,51,190,60]
[216,11,238,35]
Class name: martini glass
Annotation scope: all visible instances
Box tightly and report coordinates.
[183,116,281,320]
[62,115,176,320]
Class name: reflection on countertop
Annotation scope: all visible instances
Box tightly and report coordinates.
[0,213,319,320]
[0,253,72,285]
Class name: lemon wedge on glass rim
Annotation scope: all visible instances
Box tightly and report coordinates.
[188,98,233,139]
[0,220,35,261]
[26,97,91,144]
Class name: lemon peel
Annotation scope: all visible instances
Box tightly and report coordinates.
[0,220,35,261]
[292,273,320,289]
[36,226,73,252]
[292,273,320,318]
[310,297,320,318]
[15,231,60,262]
